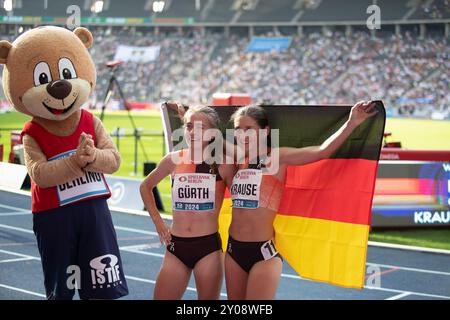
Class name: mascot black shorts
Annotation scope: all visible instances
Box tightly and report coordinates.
[33,198,129,300]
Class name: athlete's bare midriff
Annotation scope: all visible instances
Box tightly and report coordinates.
[170,182,226,237]
[229,207,277,241]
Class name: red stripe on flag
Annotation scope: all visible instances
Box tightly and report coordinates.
[278,158,378,225]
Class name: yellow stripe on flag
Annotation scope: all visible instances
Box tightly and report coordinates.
[274,214,369,289]
[218,200,369,288]
[218,198,233,252]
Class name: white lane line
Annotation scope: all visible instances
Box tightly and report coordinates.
[385,292,412,300]
[120,248,165,258]
[109,206,173,220]
[120,248,450,300]
[125,275,157,284]
[0,284,46,298]
[125,275,228,298]
[115,226,158,236]
[2,245,448,300]
[366,262,450,276]
[0,223,34,234]
[0,247,227,299]
[2,186,448,255]
[119,243,162,250]
[114,225,450,277]
[1,222,449,300]
[0,249,40,260]
[281,273,306,280]
[0,204,29,212]
[2,222,450,278]
[278,272,450,300]
[365,286,450,300]
[0,212,31,217]
[369,241,450,255]
[0,257,35,264]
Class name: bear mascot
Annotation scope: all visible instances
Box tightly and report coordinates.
[0,26,128,300]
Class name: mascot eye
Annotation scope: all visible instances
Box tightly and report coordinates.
[58,58,77,80]
[33,62,52,86]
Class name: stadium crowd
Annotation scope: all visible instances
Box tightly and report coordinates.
[0,26,448,119]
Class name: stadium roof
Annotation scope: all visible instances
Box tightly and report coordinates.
[0,0,449,25]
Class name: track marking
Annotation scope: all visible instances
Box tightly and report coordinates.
[0,248,227,299]
[0,242,36,248]
[3,187,448,255]
[365,267,400,280]
[0,223,34,234]
[113,225,450,277]
[0,249,40,260]
[366,263,450,276]
[364,285,450,300]
[115,226,159,236]
[277,271,450,299]
[119,248,450,300]
[2,222,449,277]
[0,204,29,212]
[2,244,449,300]
[121,247,165,258]
[125,275,228,298]
[0,211,30,216]
[0,257,35,264]
[368,241,450,255]
[120,243,162,250]
[109,206,173,220]
[385,292,412,300]
[0,284,46,298]
[1,222,450,300]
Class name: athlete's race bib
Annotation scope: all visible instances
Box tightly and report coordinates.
[260,239,278,260]
[49,150,110,206]
[230,169,262,209]
[172,173,216,212]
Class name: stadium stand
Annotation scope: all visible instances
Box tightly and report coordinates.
[0,0,448,119]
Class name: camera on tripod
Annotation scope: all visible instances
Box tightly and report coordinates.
[106,60,124,69]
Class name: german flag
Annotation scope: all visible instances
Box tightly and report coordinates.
[162,102,386,289]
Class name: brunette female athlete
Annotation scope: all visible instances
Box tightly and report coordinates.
[225,101,378,299]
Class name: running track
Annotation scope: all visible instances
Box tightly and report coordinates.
[0,188,449,300]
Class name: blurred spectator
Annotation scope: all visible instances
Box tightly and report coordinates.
[0,26,448,119]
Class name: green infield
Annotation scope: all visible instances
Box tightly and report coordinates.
[369,228,450,250]
[0,110,172,210]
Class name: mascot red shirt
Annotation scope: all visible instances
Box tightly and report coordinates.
[0,26,128,300]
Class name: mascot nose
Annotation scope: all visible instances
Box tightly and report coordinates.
[46,80,72,100]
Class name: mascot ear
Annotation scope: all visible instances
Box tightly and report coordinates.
[73,27,93,49]
[0,40,12,64]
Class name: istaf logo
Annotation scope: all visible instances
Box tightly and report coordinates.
[90,254,123,289]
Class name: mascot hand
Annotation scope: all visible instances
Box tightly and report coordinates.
[74,132,97,168]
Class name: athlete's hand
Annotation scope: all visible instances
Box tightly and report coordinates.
[348,100,379,127]
[165,101,186,120]
[155,219,171,246]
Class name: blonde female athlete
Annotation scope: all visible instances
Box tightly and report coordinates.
[225,100,378,299]
[140,104,234,300]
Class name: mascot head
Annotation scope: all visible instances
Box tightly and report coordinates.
[0,26,96,121]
